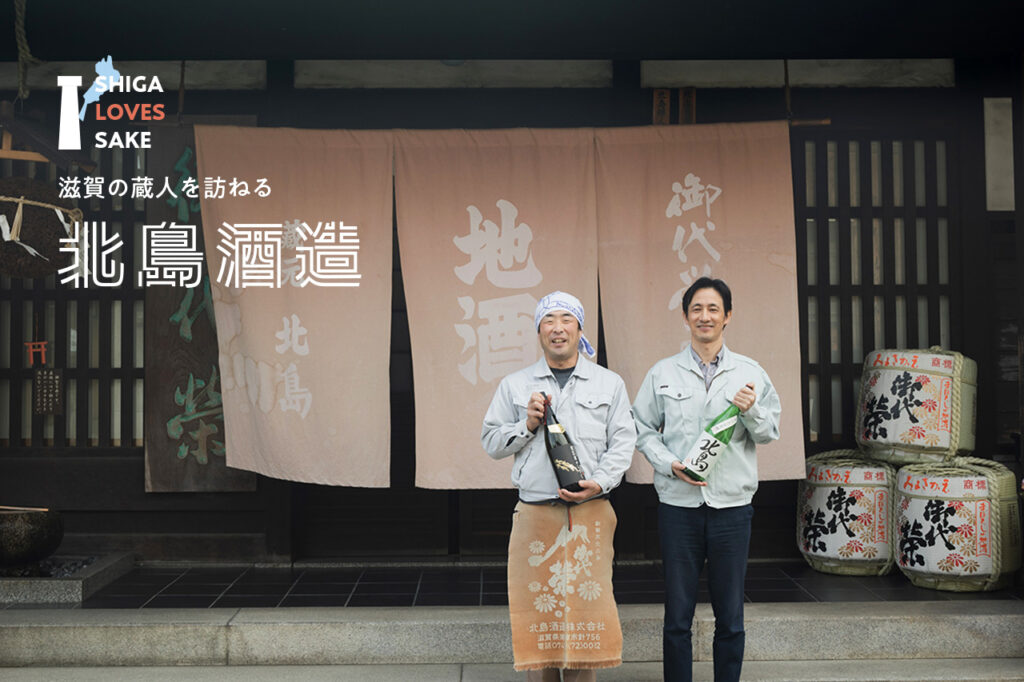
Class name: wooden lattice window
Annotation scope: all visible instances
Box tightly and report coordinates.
[1,148,146,448]
[793,130,961,448]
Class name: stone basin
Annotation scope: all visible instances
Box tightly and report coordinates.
[0,507,64,567]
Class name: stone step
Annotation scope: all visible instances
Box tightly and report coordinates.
[0,661,1023,681]
[0,553,134,606]
[1,602,1022,667]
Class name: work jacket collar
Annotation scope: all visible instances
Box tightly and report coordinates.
[530,354,594,382]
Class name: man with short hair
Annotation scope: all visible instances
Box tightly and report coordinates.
[632,277,781,682]
[482,291,635,681]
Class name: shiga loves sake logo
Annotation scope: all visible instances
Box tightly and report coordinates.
[57,56,165,151]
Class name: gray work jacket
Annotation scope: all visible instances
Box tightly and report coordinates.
[482,356,636,502]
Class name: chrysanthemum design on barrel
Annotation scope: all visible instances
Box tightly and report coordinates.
[895,458,1021,591]
[857,348,977,465]
[797,450,895,576]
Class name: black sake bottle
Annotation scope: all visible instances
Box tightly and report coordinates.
[541,392,584,493]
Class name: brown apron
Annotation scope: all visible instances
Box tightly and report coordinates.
[507,498,623,671]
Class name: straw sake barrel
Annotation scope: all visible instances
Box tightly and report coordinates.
[856,348,977,465]
[895,458,1021,591]
[797,450,896,576]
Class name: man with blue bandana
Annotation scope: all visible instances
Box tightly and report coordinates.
[482,291,635,681]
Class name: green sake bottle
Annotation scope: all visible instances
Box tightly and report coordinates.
[679,403,741,482]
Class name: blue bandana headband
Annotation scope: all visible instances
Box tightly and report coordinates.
[534,291,596,359]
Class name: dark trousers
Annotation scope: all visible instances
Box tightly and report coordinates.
[658,502,753,682]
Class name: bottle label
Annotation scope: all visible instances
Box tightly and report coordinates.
[553,457,580,474]
[547,424,565,434]
[550,443,584,488]
[681,432,725,476]
[709,416,737,437]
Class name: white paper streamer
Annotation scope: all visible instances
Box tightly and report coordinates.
[0,214,49,260]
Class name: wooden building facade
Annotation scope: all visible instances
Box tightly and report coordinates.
[1,42,1022,563]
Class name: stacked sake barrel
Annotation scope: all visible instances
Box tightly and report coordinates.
[799,347,1021,591]
[797,450,896,576]
[856,348,977,465]
[853,347,1020,591]
[894,457,1021,591]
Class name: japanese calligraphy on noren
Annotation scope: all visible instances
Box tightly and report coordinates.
[275,314,310,356]
[666,174,723,312]
[666,173,721,219]
[455,199,542,289]
[455,293,537,385]
[275,314,313,418]
[453,200,541,385]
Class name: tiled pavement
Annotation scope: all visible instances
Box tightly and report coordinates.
[49,560,1024,609]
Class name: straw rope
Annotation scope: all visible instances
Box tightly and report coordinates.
[805,451,895,473]
[954,457,1006,591]
[948,348,964,458]
[13,0,43,101]
[0,194,82,243]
